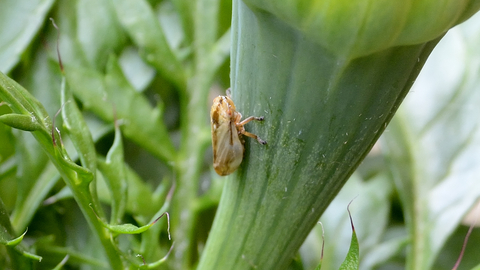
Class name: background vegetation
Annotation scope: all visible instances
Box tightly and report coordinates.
[1,0,480,270]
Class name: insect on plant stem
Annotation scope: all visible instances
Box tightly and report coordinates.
[210,88,266,176]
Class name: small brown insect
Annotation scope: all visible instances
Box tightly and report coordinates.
[210,89,266,176]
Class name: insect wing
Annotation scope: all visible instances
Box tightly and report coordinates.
[211,96,244,176]
[212,120,244,175]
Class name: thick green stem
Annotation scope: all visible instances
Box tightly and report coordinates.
[197,1,441,269]
[171,1,226,269]
[38,134,124,269]
[172,75,210,270]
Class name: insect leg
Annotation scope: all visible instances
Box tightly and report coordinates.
[237,116,264,126]
[241,130,267,145]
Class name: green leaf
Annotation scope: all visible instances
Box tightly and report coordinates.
[118,47,156,91]
[104,55,176,161]
[0,197,42,264]
[300,174,394,269]
[61,76,104,217]
[1,69,123,269]
[136,186,174,262]
[0,72,56,235]
[51,255,70,270]
[170,0,194,43]
[64,57,176,162]
[0,156,15,178]
[157,1,187,55]
[338,206,359,270]
[0,0,55,73]
[0,115,15,161]
[43,185,73,205]
[0,197,17,245]
[0,114,42,131]
[10,117,112,233]
[3,229,27,247]
[109,223,150,234]
[62,78,97,180]
[361,236,409,269]
[21,251,43,262]
[97,162,158,217]
[112,0,186,88]
[136,242,174,269]
[197,1,441,269]
[37,243,109,268]
[241,0,480,59]
[0,71,51,132]
[95,210,169,235]
[193,0,220,58]
[76,0,127,69]
[97,124,127,224]
[382,12,480,269]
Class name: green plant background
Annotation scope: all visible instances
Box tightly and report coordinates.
[1,0,480,270]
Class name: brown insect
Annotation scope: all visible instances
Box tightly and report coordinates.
[210,89,266,176]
